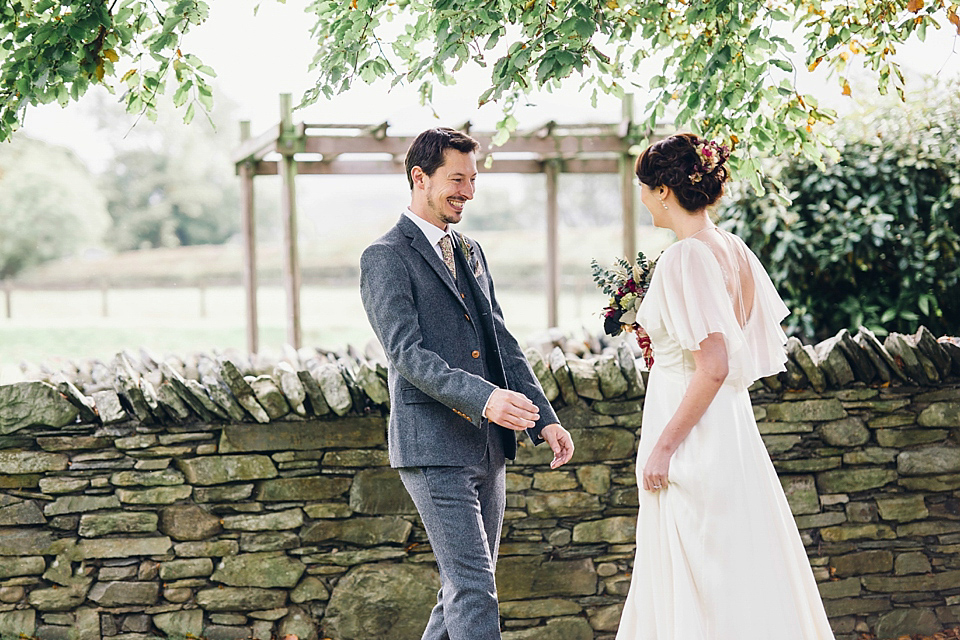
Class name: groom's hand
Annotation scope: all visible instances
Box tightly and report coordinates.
[484,389,539,431]
[541,424,574,469]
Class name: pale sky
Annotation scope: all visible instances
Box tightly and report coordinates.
[18,0,960,169]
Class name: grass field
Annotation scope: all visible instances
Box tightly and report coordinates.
[14,227,673,288]
[1,225,673,383]
[0,283,611,384]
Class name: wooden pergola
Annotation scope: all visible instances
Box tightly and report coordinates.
[234,94,663,353]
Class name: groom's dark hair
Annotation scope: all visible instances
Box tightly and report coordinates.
[405,128,480,189]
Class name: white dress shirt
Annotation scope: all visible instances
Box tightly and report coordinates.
[403,208,453,259]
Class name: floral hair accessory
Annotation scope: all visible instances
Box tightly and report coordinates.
[689,139,730,184]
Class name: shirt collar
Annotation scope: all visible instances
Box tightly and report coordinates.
[403,208,451,248]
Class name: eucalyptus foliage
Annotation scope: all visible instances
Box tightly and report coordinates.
[3,1,959,179]
[720,78,960,340]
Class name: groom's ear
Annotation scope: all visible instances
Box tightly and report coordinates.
[411,166,427,190]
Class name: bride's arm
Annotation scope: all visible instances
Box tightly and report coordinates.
[642,333,729,491]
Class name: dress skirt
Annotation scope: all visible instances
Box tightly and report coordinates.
[615,365,835,640]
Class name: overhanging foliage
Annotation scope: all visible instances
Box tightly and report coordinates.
[2,0,958,182]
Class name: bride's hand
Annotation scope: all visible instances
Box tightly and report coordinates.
[642,446,673,492]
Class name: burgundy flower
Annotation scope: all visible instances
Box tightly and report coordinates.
[604,313,624,337]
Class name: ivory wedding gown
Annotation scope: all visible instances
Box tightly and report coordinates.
[616,229,835,640]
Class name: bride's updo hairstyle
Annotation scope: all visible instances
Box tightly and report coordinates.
[635,133,730,212]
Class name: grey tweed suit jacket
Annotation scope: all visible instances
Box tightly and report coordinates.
[360,214,558,468]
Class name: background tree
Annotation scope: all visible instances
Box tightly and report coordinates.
[95,94,241,250]
[0,136,110,278]
[3,0,958,182]
[720,77,960,340]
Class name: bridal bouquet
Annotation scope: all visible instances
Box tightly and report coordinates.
[591,252,655,368]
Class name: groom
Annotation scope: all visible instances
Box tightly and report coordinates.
[360,127,574,640]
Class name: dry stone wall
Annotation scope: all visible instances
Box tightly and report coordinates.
[0,326,958,640]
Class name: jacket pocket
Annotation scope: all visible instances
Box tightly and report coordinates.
[401,386,438,405]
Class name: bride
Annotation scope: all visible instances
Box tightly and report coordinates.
[616,133,835,639]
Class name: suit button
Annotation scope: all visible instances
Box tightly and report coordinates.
[461,293,466,299]
[464,314,470,321]
[471,350,480,359]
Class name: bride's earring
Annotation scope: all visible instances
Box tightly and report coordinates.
[659,199,668,210]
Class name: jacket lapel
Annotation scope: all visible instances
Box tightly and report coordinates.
[398,216,467,310]
[452,231,491,304]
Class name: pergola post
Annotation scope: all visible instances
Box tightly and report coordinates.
[620,95,637,261]
[545,159,560,328]
[279,94,303,349]
[239,120,259,354]
[3,280,11,319]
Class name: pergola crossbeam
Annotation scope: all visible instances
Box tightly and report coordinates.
[250,158,622,176]
[300,134,627,157]
[235,93,663,353]
[233,123,283,165]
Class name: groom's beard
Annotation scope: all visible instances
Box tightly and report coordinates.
[426,194,465,226]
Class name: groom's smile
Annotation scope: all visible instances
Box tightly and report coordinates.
[448,197,466,213]
[414,148,478,230]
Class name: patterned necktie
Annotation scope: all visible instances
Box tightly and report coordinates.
[439,234,457,279]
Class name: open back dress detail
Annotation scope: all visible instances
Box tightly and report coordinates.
[615,230,835,640]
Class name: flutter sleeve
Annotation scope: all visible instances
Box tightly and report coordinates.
[637,237,790,386]
[636,240,747,358]
[740,243,790,381]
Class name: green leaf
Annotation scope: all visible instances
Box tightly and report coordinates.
[197,87,213,111]
[574,19,594,40]
[172,79,192,107]
[536,55,555,84]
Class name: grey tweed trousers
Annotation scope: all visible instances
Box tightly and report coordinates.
[398,429,506,640]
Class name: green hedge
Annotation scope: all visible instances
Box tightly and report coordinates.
[721,78,960,340]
